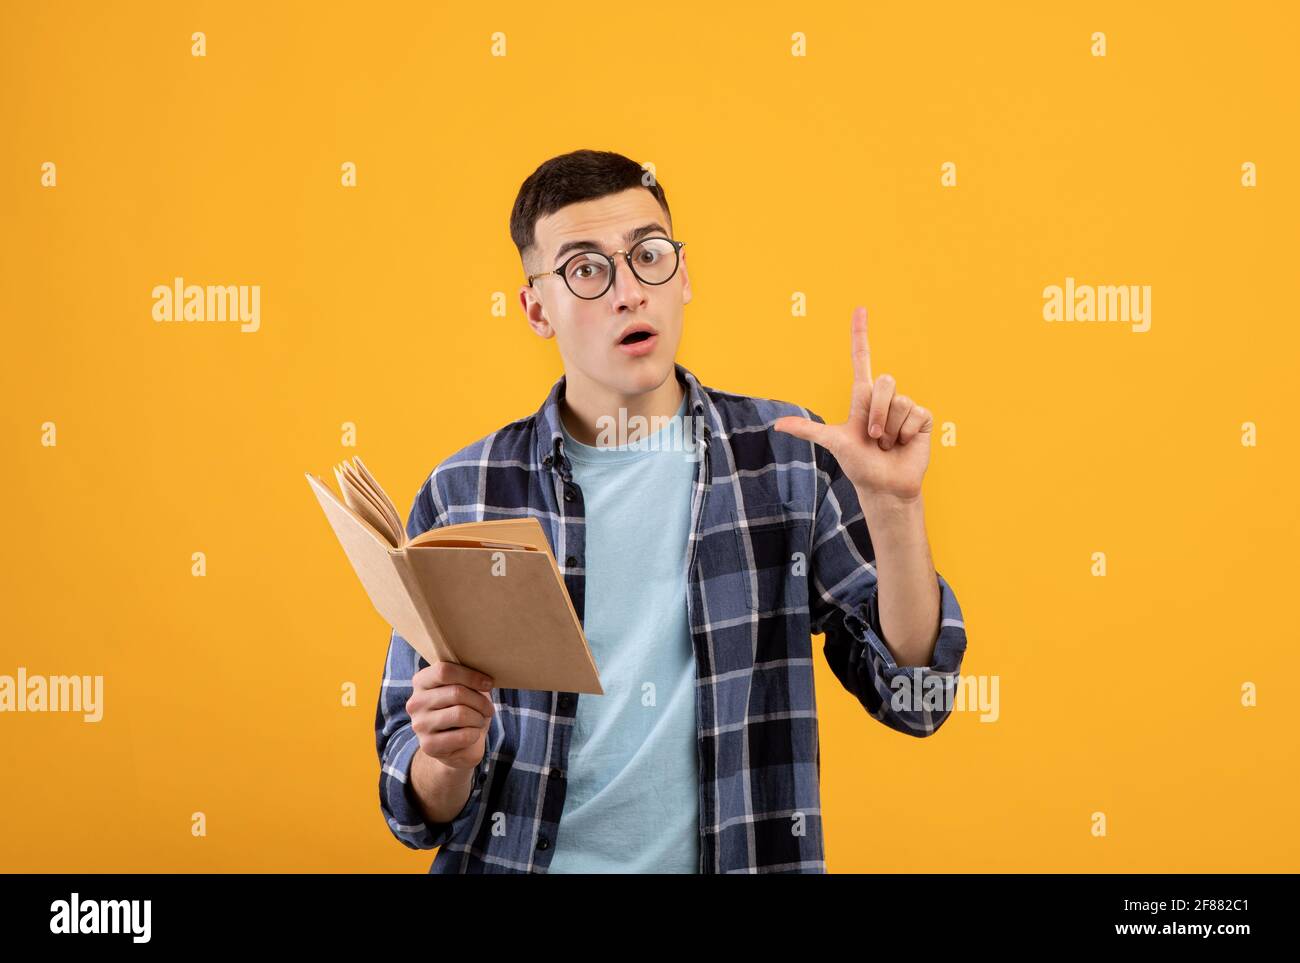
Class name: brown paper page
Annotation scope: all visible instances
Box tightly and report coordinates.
[333,464,399,548]
[408,517,551,551]
[337,461,391,533]
[306,472,452,665]
[337,460,405,547]
[404,545,602,694]
[342,457,404,546]
[415,539,540,551]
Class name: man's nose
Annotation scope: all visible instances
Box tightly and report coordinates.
[609,256,648,308]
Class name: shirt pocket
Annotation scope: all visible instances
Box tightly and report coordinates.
[732,499,808,612]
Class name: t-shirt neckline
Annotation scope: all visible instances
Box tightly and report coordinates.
[560,394,689,464]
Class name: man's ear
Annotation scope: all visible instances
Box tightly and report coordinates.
[680,254,692,306]
[520,286,555,338]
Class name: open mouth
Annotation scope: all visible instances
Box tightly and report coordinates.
[620,330,654,345]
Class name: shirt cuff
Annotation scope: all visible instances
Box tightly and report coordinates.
[383,729,490,851]
[844,570,967,676]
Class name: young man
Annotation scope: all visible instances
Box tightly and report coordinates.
[375,149,968,874]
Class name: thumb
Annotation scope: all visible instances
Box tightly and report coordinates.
[773,416,836,450]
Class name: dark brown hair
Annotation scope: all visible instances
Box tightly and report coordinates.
[509,148,673,271]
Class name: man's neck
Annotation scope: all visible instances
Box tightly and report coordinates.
[560,370,685,447]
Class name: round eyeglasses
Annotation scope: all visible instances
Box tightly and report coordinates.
[527,237,685,300]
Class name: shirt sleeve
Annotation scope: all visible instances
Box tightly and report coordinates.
[374,470,492,850]
[803,409,969,737]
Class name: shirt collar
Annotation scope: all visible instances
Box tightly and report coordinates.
[534,361,716,472]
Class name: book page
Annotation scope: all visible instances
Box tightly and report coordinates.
[334,463,401,548]
[347,456,405,546]
[408,517,551,551]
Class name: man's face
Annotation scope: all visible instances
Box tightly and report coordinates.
[519,187,691,400]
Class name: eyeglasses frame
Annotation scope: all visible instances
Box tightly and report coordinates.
[526,237,686,300]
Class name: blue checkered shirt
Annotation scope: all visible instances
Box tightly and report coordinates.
[375,362,968,873]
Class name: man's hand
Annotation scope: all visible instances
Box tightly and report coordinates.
[773,306,933,505]
[406,661,496,770]
[773,305,943,666]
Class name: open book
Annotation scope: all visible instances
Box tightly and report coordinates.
[306,456,602,694]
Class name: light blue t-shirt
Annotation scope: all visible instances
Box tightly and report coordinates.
[546,393,700,873]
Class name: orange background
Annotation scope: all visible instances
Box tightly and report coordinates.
[1,1,1296,871]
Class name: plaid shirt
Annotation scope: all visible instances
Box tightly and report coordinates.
[375,362,968,873]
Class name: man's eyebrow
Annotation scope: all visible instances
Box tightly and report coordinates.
[552,223,669,266]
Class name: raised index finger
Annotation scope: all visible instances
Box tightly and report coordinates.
[851,306,873,387]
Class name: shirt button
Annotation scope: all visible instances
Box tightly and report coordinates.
[542,454,553,467]
[558,694,572,710]
[563,487,575,502]
[536,836,550,851]
[565,555,577,567]
[549,767,564,780]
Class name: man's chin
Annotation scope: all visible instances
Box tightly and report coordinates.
[583,351,674,392]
